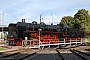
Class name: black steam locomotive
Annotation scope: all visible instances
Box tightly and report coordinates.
[7,19,84,46]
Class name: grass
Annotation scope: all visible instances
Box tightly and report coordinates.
[0,47,6,50]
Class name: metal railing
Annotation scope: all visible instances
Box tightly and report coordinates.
[22,38,83,48]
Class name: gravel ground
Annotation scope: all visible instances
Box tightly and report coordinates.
[70,46,90,50]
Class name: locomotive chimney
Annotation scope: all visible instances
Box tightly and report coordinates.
[22,19,25,22]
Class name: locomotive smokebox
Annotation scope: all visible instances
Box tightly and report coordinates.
[22,19,25,22]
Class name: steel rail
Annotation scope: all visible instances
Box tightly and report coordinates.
[56,49,66,60]
[70,49,88,60]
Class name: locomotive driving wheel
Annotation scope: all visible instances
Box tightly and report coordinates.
[15,40,22,46]
[11,40,15,46]
[8,40,15,46]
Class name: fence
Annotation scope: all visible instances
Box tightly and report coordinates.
[22,38,83,48]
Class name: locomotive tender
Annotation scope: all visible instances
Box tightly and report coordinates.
[7,19,84,46]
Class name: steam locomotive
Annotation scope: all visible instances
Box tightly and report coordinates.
[7,19,84,46]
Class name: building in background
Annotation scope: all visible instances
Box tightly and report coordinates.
[0,25,8,39]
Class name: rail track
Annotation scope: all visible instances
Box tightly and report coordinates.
[56,49,81,60]
[85,49,90,51]
[0,48,38,60]
[56,49,66,60]
[70,49,90,60]
[25,48,61,60]
[0,47,90,60]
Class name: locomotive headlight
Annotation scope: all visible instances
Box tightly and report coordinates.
[10,34,13,37]
[10,35,13,37]
[66,29,67,31]
[38,29,42,31]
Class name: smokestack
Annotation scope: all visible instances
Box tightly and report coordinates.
[22,19,25,22]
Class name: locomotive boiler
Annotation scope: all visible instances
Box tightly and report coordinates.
[7,19,84,46]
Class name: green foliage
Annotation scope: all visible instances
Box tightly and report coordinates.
[73,9,90,35]
[74,9,90,28]
[59,9,90,37]
[59,16,74,27]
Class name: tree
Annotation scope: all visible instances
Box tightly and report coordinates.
[59,16,74,27]
[74,9,90,36]
[74,9,90,28]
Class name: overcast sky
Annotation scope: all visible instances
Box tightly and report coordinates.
[0,0,90,25]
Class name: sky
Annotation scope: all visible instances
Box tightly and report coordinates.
[0,0,90,25]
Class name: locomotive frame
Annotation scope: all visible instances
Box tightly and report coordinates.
[7,19,84,47]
